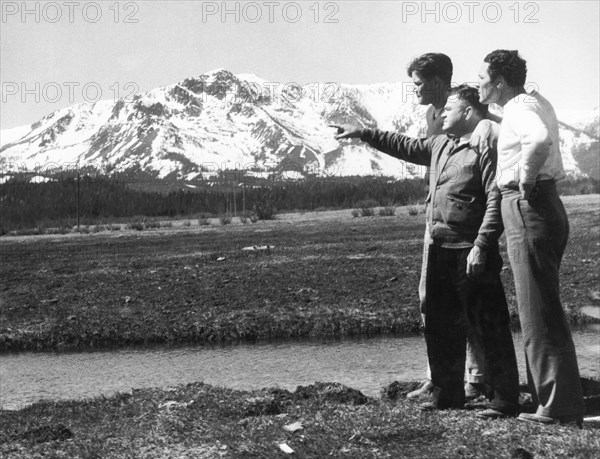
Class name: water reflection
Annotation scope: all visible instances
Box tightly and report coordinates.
[1,326,598,410]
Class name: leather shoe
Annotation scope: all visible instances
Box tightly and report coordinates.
[407,380,435,400]
[465,382,488,400]
[518,413,583,429]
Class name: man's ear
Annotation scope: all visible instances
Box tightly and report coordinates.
[464,105,473,120]
[496,76,506,89]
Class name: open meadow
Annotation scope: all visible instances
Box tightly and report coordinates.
[1,195,598,352]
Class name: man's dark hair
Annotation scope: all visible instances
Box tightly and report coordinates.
[484,50,527,87]
[448,84,489,117]
[407,53,453,85]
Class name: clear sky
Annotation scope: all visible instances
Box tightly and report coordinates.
[1,0,599,129]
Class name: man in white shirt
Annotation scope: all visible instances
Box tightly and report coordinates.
[478,49,584,427]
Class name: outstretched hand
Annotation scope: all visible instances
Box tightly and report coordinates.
[329,124,363,141]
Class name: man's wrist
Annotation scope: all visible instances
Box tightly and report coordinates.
[473,244,486,254]
[474,239,488,251]
[359,129,372,141]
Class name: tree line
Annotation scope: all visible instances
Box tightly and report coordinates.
[0,174,426,231]
[1,174,597,232]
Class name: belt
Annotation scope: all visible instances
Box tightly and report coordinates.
[501,180,556,192]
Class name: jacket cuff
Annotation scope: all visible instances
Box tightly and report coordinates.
[474,236,489,250]
[360,129,375,142]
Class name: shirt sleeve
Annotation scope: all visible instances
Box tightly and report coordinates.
[513,106,552,183]
[360,129,433,166]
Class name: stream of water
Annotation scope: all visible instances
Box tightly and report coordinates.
[1,326,598,410]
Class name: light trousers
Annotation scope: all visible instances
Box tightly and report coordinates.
[501,183,584,418]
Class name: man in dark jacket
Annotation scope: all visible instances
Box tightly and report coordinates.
[331,85,519,415]
[407,53,487,401]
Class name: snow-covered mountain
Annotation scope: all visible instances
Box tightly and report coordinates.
[555,107,600,180]
[1,69,598,182]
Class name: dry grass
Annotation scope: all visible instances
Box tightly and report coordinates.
[1,380,598,458]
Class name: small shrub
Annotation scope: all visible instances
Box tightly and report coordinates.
[198,213,210,226]
[351,209,361,218]
[253,201,277,220]
[379,206,396,217]
[239,210,256,224]
[220,215,232,225]
[145,220,161,229]
[356,199,377,217]
[407,206,419,216]
[127,220,145,231]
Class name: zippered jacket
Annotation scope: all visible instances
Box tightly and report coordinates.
[360,129,502,249]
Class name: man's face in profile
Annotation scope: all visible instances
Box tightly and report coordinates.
[441,97,467,135]
[478,62,499,104]
[411,71,444,106]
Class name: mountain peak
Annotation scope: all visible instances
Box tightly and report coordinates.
[204,67,228,75]
[234,73,267,85]
[1,75,597,182]
[201,68,235,84]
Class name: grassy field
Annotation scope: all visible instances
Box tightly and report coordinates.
[1,195,599,352]
[1,195,599,458]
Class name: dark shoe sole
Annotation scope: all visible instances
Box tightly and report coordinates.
[476,408,516,419]
[420,401,465,411]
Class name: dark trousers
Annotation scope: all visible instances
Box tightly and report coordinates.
[419,224,486,383]
[501,184,584,418]
[424,245,520,409]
